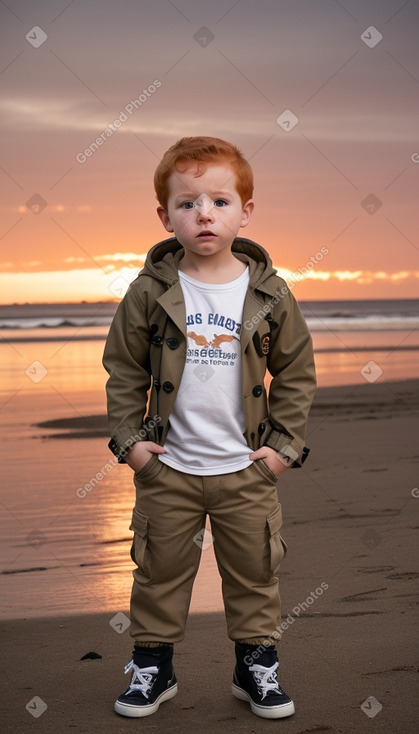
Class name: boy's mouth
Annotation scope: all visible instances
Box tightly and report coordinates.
[197,230,216,237]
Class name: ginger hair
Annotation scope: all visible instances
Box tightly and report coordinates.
[154,136,253,210]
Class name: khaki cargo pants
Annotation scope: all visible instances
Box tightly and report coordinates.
[129,455,287,644]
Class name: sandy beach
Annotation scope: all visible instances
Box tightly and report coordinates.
[1,378,418,732]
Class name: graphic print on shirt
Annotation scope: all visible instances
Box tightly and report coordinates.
[184,308,242,379]
[187,331,239,349]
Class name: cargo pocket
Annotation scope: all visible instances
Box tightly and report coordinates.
[129,508,150,580]
[267,504,288,576]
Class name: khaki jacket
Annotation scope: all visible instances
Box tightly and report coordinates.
[103,237,316,467]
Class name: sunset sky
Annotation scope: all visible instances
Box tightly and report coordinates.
[1,0,418,303]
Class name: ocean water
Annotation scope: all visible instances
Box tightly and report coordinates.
[1,299,418,332]
[0,299,418,390]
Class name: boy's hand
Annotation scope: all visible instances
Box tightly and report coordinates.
[124,441,166,473]
[249,446,293,479]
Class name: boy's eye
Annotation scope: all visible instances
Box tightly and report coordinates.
[182,201,195,209]
[214,199,227,207]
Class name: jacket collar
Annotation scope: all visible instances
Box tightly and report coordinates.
[141,236,281,297]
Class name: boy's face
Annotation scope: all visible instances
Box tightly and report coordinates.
[157,162,254,259]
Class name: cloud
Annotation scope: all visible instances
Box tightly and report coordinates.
[64,253,147,265]
[2,94,418,144]
[94,253,147,263]
[1,265,418,305]
[275,267,419,285]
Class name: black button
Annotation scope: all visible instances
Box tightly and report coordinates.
[163,381,174,393]
[264,314,278,329]
[166,337,179,350]
[151,335,163,346]
[150,324,159,335]
[258,422,266,435]
[252,385,263,397]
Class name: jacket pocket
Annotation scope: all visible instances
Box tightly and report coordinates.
[267,504,287,576]
[129,508,150,580]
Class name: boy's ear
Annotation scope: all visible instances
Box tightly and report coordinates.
[240,199,254,229]
[156,206,174,233]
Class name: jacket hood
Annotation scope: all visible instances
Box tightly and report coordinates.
[138,237,282,295]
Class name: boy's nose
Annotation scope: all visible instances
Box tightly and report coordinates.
[197,208,214,223]
[194,194,214,219]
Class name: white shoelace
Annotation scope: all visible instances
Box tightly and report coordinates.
[249,661,281,700]
[124,660,158,699]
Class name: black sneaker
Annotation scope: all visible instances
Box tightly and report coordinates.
[232,643,295,719]
[114,645,178,717]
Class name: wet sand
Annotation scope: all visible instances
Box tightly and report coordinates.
[1,379,418,732]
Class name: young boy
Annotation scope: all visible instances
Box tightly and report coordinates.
[103,136,316,720]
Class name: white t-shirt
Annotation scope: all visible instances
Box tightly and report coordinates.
[159,267,252,475]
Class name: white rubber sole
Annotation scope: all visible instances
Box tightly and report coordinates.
[114,682,178,718]
[232,683,295,719]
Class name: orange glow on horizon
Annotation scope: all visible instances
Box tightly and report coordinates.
[1,261,418,305]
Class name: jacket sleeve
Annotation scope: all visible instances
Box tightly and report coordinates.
[264,287,316,466]
[102,284,152,459]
